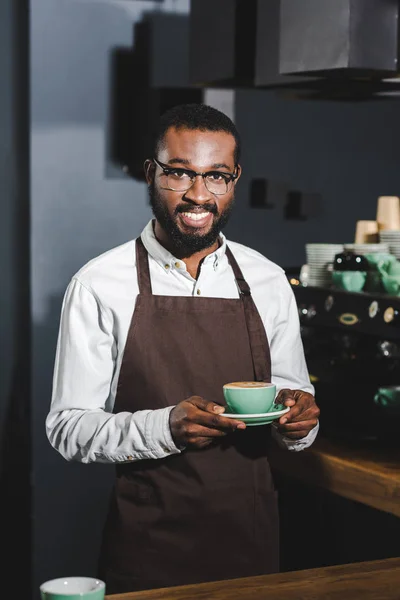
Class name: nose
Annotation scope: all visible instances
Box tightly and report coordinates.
[184,175,212,203]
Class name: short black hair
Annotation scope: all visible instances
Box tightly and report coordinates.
[153,103,241,165]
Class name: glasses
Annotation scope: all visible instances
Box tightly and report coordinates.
[153,158,238,196]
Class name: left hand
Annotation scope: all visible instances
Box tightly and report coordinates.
[275,389,320,440]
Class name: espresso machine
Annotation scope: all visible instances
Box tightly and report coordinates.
[289,281,400,445]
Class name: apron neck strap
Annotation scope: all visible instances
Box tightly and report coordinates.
[225,245,252,297]
[226,245,270,382]
[136,237,152,295]
[136,238,251,298]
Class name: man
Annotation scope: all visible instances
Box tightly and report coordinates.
[46,103,320,594]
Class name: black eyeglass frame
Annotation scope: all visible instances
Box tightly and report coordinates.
[152,158,239,195]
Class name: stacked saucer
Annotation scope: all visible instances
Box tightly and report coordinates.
[306,244,344,287]
[379,231,400,260]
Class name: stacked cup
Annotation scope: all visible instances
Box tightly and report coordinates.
[376,196,400,231]
[354,220,379,244]
[306,244,344,287]
[380,231,400,260]
[377,195,400,260]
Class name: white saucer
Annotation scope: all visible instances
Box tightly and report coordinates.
[223,406,290,426]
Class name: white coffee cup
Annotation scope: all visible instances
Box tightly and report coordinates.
[40,577,105,600]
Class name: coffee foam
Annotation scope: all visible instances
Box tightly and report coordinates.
[223,381,273,389]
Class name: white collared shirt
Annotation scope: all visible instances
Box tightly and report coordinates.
[46,220,318,463]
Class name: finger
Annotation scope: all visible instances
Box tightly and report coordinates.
[192,436,217,449]
[193,411,246,432]
[283,404,319,424]
[276,389,295,403]
[185,424,229,439]
[277,419,318,434]
[189,396,226,415]
[282,399,296,408]
[184,419,246,443]
[213,414,246,429]
[280,404,305,423]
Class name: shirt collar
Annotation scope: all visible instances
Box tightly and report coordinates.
[139,219,227,272]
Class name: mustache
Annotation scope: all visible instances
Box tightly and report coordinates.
[175,203,218,215]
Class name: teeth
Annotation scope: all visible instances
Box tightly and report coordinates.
[181,212,210,221]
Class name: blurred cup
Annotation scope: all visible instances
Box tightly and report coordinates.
[40,577,105,600]
[332,270,367,292]
[354,220,379,244]
[373,386,400,416]
[376,196,400,231]
[299,264,310,286]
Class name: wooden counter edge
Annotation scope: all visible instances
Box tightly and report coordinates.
[104,557,400,599]
[268,437,400,518]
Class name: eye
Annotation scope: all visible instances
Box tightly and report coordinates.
[208,171,230,182]
[169,169,191,179]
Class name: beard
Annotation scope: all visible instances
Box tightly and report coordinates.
[149,183,235,256]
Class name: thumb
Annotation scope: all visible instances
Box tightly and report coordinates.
[189,396,225,414]
[276,388,296,406]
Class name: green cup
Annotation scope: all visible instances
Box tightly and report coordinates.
[373,386,400,417]
[40,577,105,600]
[223,381,277,414]
[364,252,397,272]
[381,273,400,296]
[332,270,367,292]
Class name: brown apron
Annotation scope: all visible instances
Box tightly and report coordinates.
[98,237,279,594]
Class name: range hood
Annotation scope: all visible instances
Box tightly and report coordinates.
[190,0,400,101]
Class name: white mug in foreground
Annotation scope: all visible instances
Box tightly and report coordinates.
[40,577,105,600]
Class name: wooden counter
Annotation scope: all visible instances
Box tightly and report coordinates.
[105,557,400,600]
[269,436,400,517]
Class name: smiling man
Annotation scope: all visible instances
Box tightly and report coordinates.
[46,104,320,594]
[147,125,239,269]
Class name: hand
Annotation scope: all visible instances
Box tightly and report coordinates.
[275,389,320,440]
[169,396,246,449]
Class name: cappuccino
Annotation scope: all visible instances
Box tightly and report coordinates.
[223,381,271,389]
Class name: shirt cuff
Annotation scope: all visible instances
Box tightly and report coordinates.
[271,420,320,452]
[143,406,182,459]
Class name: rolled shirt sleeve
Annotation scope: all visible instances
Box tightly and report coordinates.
[269,275,319,451]
[46,278,181,463]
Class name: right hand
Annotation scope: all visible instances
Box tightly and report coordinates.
[169,396,246,450]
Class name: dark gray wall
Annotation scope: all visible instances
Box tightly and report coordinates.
[228,92,400,267]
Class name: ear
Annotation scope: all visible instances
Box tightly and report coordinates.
[144,159,155,185]
[234,164,242,184]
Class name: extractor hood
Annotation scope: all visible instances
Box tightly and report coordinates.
[190,0,400,101]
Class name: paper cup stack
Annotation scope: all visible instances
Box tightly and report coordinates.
[354,220,379,244]
[376,196,400,232]
[306,244,344,287]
